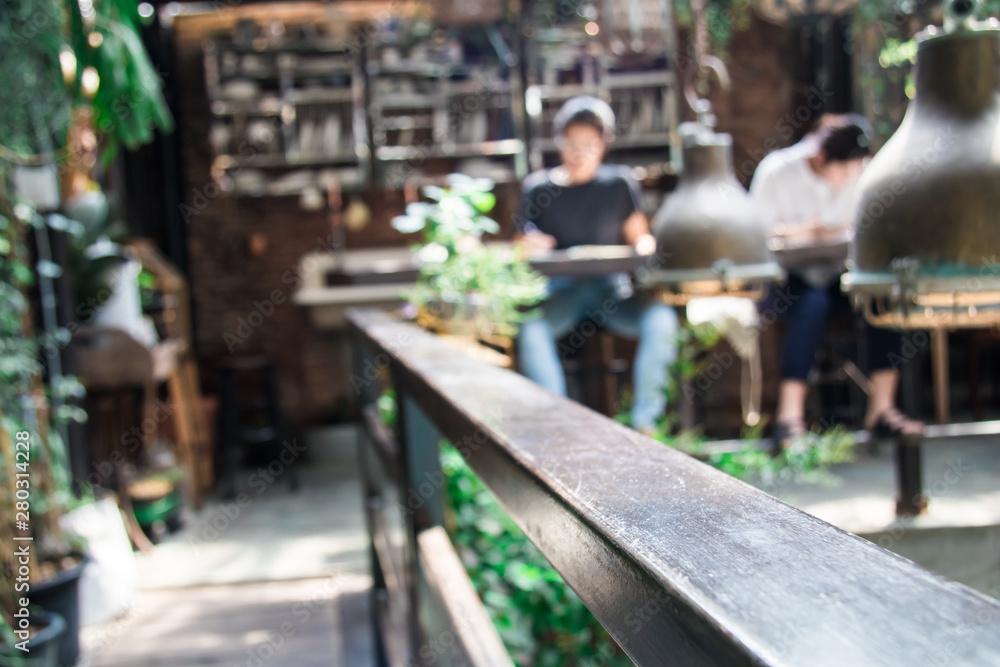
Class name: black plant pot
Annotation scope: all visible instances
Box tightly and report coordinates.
[0,611,66,667]
[31,557,85,667]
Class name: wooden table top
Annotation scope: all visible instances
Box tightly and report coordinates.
[326,245,647,286]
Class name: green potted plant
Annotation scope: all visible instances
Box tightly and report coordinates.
[392,174,548,339]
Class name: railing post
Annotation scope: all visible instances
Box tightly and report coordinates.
[395,387,446,663]
[895,347,927,517]
[352,341,390,667]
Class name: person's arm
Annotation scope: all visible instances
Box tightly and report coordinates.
[621,170,656,255]
[515,224,558,252]
[623,210,656,255]
[750,161,826,248]
[513,181,557,253]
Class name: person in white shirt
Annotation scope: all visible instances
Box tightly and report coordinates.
[751,114,924,445]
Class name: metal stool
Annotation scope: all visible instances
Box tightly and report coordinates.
[217,355,300,498]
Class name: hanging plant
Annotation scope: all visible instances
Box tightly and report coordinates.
[0,0,170,654]
[672,0,755,55]
[0,186,89,655]
[0,0,173,163]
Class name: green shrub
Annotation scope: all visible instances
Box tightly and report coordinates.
[440,442,633,667]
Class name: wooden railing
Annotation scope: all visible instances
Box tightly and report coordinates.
[349,308,1000,667]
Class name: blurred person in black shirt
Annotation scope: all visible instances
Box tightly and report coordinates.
[515,97,677,432]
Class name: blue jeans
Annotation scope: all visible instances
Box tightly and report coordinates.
[517,277,679,430]
[762,273,902,381]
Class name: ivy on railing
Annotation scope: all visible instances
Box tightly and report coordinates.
[440,442,632,667]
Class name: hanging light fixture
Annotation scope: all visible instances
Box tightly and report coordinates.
[843,0,1000,329]
[642,1,781,305]
[642,55,781,305]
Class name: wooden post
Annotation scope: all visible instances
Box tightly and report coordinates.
[167,365,200,510]
[931,330,950,425]
[895,348,927,517]
[394,389,445,663]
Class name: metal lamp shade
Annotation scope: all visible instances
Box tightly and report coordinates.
[844,17,1000,329]
[645,128,781,304]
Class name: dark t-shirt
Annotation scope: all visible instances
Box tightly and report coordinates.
[515,164,642,249]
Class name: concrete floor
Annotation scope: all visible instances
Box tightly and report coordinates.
[772,436,1000,598]
[81,425,374,667]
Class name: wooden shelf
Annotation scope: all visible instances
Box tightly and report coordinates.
[285,88,356,104]
[216,40,355,55]
[218,151,364,169]
[376,139,524,161]
[210,99,284,116]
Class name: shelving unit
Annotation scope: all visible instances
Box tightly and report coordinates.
[204,22,370,198]
[366,23,528,187]
[199,4,680,200]
[524,0,679,208]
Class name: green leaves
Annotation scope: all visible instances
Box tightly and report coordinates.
[469,190,497,214]
[376,390,397,426]
[439,437,632,667]
[619,323,857,488]
[705,427,856,489]
[0,0,172,161]
[0,0,69,156]
[402,175,548,337]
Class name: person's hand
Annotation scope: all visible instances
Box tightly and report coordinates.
[771,219,824,249]
[634,232,657,256]
[515,230,558,254]
[813,222,854,245]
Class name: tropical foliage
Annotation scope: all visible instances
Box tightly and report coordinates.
[0,0,173,160]
[441,443,633,667]
[625,322,856,488]
[0,0,171,649]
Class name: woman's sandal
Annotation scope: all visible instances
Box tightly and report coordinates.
[867,407,925,440]
[772,417,808,455]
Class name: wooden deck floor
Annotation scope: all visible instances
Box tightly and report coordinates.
[86,577,373,667]
[81,426,376,667]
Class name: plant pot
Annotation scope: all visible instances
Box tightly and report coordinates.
[31,558,85,667]
[0,611,66,667]
[60,497,137,627]
[130,477,183,543]
[418,297,494,338]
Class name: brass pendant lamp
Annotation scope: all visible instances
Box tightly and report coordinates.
[644,57,781,304]
[843,0,1000,329]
